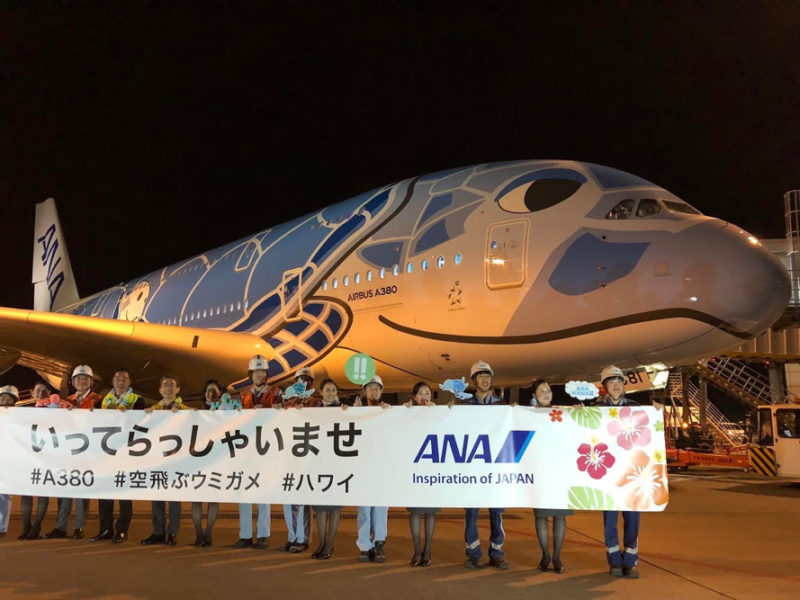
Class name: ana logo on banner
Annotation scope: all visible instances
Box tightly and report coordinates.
[565,380,599,401]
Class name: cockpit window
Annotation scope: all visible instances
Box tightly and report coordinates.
[635,199,661,218]
[662,200,700,215]
[606,199,635,220]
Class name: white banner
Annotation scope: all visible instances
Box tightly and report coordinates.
[0,405,669,511]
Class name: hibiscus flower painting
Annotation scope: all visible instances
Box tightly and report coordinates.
[607,406,651,450]
[616,450,669,510]
[576,442,616,480]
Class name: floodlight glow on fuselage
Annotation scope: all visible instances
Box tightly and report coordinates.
[55,160,789,391]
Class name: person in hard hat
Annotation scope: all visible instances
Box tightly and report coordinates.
[461,361,509,570]
[90,368,144,544]
[0,385,19,538]
[356,374,390,563]
[405,381,440,567]
[45,365,104,540]
[310,378,347,560]
[594,365,641,579]
[281,366,315,553]
[234,355,273,550]
[192,379,224,547]
[18,382,57,539]
[141,375,189,547]
[530,378,573,574]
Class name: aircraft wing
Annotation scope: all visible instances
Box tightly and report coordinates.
[0,306,271,397]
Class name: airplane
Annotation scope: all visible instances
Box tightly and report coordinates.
[0,160,790,397]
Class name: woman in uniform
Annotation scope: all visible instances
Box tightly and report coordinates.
[192,379,224,547]
[404,382,439,566]
[310,378,346,559]
[530,378,573,574]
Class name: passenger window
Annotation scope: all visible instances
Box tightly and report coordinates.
[437,256,445,268]
[421,259,429,271]
[323,281,328,291]
[367,270,373,282]
[606,199,635,220]
[406,262,413,274]
[379,268,386,279]
[454,253,462,266]
[636,198,661,218]
[355,273,361,284]
[343,276,349,287]
[332,278,338,289]
[392,264,399,276]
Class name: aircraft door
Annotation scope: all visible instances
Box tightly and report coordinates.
[280,267,304,322]
[773,407,800,477]
[485,220,529,290]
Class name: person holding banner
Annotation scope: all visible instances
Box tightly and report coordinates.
[141,375,189,546]
[45,365,103,540]
[595,365,641,579]
[405,382,440,567]
[310,378,346,560]
[0,385,19,538]
[192,379,224,547]
[234,355,273,550]
[461,361,509,570]
[356,374,390,563]
[19,382,58,540]
[89,368,145,544]
[530,379,573,574]
[281,367,315,554]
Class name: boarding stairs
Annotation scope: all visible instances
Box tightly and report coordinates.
[666,372,747,449]
[693,357,773,407]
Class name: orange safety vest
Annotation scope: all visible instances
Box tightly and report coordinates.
[67,391,103,410]
[241,386,280,409]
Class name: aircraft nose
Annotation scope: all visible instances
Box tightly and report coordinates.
[677,221,790,335]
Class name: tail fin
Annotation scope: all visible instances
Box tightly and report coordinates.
[32,198,79,312]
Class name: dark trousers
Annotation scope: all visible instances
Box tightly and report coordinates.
[21,496,49,531]
[98,499,132,534]
[55,497,89,531]
[603,510,640,568]
[151,501,182,536]
[464,508,505,560]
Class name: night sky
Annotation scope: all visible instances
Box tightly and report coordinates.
[1,1,799,314]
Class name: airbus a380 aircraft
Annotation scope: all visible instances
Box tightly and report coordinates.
[0,160,790,396]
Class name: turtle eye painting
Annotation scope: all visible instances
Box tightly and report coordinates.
[496,169,587,214]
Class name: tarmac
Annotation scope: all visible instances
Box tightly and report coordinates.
[0,469,798,600]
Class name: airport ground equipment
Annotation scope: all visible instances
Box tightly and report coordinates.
[747,403,800,477]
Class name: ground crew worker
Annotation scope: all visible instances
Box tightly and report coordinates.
[141,375,188,546]
[0,385,19,538]
[461,360,509,570]
[89,368,144,544]
[595,365,642,579]
[356,374,390,563]
[234,355,273,549]
[282,366,314,553]
[45,365,103,540]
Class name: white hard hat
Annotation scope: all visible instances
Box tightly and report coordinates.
[0,385,20,401]
[470,360,494,379]
[72,364,94,379]
[248,354,269,372]
[295,367,314,381]
[362,374,384,389]
[601,365,625,384]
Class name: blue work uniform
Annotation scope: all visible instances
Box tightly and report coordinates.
[461,390,506,561]
[594,394,641,568]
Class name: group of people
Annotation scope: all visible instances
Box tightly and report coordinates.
[0,358,648,578]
